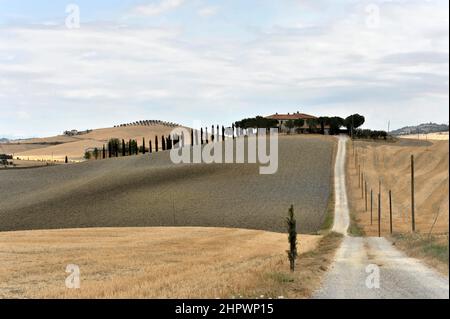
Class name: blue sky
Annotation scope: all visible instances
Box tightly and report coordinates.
[0,0,448,138]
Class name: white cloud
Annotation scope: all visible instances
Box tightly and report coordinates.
[0,1,448,137]
[133,0,185,16]
[16,111,30,119]
[197,6,219,18]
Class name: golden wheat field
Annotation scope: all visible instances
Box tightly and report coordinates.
[1,125,182,162]
[0,227,326,299]
[399,132,449,141]
[347,138,449,236]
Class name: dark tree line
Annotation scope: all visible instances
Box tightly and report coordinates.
[234,113,367,136]
[354,129,388,140]
[235,116,279,130]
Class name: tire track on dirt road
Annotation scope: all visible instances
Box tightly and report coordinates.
[314,135,449,299]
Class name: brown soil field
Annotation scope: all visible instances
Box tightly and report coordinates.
[347,138,449,236]
[0,227,339,299]
[1,125,181,162]
[0,135,336,234]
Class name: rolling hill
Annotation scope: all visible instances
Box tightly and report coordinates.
[391,123,449,136]
[0,123,183,162]
[0,135,336,234]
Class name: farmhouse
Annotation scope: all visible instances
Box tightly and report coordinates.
[266,112,329,134]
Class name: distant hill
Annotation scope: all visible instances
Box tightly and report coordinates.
[0,121,185,161]
[0,138,9,143]
[390,123,449,136]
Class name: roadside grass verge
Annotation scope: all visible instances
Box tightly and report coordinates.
[258,232,343,299]
[348,210,366,237]
[345,139,366,237]
[320,192,335,232]
[320,137,338,233]
[346,138,448,275]
[391,233,449,275]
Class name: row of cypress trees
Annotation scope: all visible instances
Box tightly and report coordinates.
[190,124,238,146]
[86,124,243,160]
[87,135,180,160]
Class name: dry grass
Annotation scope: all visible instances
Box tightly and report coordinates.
[347,138,448,236]
[0,159,61,170]
[400,132,449,141]
[391,233,449,275]
[346,138,449,272]
[0,143,47,155]
[2,125,181,162]
[0,227,331,299]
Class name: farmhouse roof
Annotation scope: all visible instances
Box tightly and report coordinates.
[266,112,317,120]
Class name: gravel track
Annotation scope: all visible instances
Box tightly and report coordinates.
[0,136,335,233]
[314,135,449,299]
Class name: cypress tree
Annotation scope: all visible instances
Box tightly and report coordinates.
[200,128,204,145]
[217,125,219,141]
[162,135,166,151]
[232,124,235,139]
[142,137,146,154]
[115,140,119,157]
[93,147,99,160]
[149,140,152,153]
[167,135,172,150]
[65,156,68,164]
[205,127,209,144]
[212,125,215,142]
[102,145,106,159]
[122,139,126,156]
[135,140,139,155]
[108,141,112,158]
[191,129,194,146]
[222,126,225,141]
[155,136,159,152]
[286,205,298,272]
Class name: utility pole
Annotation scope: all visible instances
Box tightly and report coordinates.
[370,189,373,226]
[365,181,368,211]
[361,173,364,199]
[411,155,416,232]
[378,193,381,237]
[358,165,361,188]
[351,114,354,139]
[389,190,393,235]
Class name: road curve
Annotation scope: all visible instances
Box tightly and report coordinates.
[314,135,449,299]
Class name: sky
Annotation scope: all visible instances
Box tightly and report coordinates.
[0,0,448,138]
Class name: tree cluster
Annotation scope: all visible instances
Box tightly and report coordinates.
[234,116,279,129]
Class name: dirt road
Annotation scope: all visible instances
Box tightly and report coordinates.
[314,135,449,299]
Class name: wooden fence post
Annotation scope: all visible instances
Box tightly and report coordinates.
[370,189,373,226]
[361,173,364,199]
[358,164,361,188]
[365,181,368,211]
[378,193,381,237]
[379,179,381,195]
[389,190,393,234]
[411,155,416,232]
